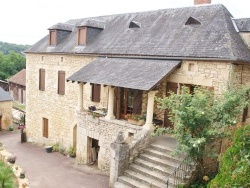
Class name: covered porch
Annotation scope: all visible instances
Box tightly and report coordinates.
[67,57,181,130]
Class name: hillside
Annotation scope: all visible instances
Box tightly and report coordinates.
[0,41,30,54]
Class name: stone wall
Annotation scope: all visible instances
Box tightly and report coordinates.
[25,54,96,147]
[0,101,13,130]
[76,111,143,171]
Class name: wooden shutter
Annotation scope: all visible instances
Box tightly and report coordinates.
[132,90,143,114]
[78,28,87,45]
[164,82,178,128]
[91,84,101,102]
[58,71,65,95]
[39,69,45,91]
[43,118,48,138]
[50,30,57,45]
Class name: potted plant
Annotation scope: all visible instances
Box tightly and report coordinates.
[67,145,76,158]
[45,145,53,153]
[20,171,25,179]
[7,155,17,164]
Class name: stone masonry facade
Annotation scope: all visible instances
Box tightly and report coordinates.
[0,101,13,130]
[26,54,250,171]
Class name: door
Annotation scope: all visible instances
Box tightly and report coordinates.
[114,88,142,119]
[0,115,2,131]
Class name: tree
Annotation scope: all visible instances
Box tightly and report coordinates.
[209,125,250,187]
[156,86,250,180]
[0,51,25,81]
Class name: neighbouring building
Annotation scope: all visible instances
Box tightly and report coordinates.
[0,87,13,130]
[8,69,26,104]
[0,80,9,91]
[25,1,250,172]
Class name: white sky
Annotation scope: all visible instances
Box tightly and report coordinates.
[1,0,250,45]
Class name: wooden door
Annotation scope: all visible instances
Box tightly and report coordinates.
[164,82,178,128]
[0,115,2,131]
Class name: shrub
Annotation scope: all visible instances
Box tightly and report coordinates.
[209,125,250,187]
[0,161,17,187]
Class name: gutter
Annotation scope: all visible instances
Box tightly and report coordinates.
[25,51,239,62]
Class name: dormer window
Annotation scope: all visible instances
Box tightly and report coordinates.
[48,23,73,46]
[49,30,57,45]
[78,27,87,45]
[185,17,201,25]
[129,21,141,28]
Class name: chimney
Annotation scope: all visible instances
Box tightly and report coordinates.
[194,0,211,5]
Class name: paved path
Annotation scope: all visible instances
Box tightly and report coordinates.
[0,131,109,188]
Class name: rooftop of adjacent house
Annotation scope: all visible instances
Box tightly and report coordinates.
[0,87,12,102]
[26,4,250,62]
[8,69,26,87]
[234,18,250,32]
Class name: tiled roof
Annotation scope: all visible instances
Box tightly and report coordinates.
[67,58,180,90]
[26,4,250,62]
[234,18,250,32]
[0,87,12,102]
[8,69,26,86]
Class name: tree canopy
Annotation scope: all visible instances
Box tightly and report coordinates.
[0,51,26,81]
[156,86,250,180]
[0,41,30,55]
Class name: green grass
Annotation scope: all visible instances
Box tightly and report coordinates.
[12,102,25,112]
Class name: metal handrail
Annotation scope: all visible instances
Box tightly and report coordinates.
[166,155,195,188]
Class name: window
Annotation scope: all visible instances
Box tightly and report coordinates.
[43,118,48,138]
[91,84,101,102]
[41,56,44,61]
[78,27,87,45]
[39,69,45,91]
[185,17,201,25]
[129,21,141,28]
[58,71,65,95]
[49,30,57,45]
[188,63,195,71]
[61,57,64,62]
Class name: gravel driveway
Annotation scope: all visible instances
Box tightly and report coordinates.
[0,131,109,188]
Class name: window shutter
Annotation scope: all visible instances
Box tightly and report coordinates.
[132,90,143,114]
[92,84,101,102]
[58,71,65,95]
[78,28,87,45]
[50,30,57,45]
[39,69,45,91]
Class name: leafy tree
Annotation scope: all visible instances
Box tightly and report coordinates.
[156,86,250,180]
[0,161,17,188]
[209,125,250,188]
[0,41,30,55]
[0,51,26,81]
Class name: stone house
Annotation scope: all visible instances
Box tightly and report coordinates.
[25,1,250,171]
[0,87,13,130]
[8,69,26,104]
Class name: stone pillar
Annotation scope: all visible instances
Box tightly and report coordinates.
[143,91,157,131]
[78,83,83,111]
[109,132,129,187]
[105,86,115,120]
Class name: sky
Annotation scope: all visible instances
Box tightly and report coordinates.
[1,0,250,45]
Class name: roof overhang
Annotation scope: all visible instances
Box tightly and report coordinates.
[67,58,181,90]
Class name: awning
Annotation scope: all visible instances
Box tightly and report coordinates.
[67,58,180,91]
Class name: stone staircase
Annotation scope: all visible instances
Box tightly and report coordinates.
[114,135,194,188]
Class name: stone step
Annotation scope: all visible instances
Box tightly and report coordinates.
[140,153,179,169]
[125,169,167,188]
[144,148,185,163]
[129,164,167,184]
[150,144,174,153]
[134,158,175,177]
[114,181,132,188]
[118,176,150,188]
